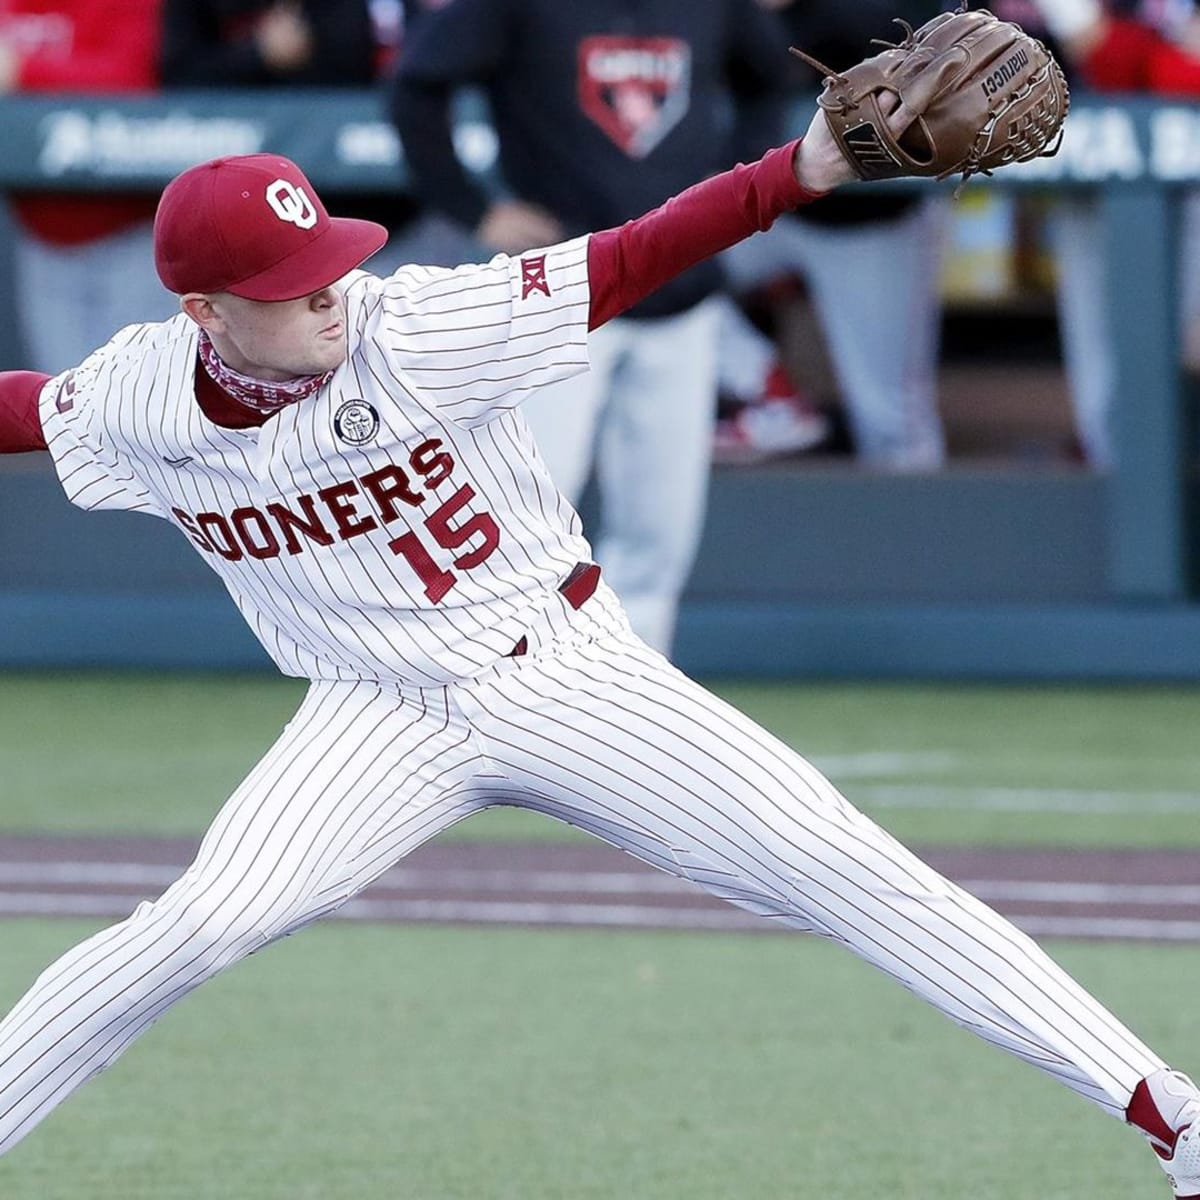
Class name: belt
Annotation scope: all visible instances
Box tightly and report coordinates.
[509,561,600,658]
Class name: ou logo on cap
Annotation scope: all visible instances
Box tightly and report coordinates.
[265,179,317,230]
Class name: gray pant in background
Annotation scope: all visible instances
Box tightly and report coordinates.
[12,220,177,376]
[722,200,946,471]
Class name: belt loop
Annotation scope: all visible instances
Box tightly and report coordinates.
[508,562,600,658]
[558,561,600,610]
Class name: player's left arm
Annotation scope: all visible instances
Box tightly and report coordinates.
[587,119,847,330]
[0,372,51,454]
[369,114,847,427]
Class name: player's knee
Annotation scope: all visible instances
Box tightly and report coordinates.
[140,889,274,978]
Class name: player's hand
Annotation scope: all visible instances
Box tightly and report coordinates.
[256,2,313,73]
[794,88,924,193]
[476,200,567,255]
[792,108,858,193]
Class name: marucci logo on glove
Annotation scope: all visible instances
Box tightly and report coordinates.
[982,48,1031,97]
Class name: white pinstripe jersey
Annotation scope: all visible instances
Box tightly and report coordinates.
[38,237,628,685]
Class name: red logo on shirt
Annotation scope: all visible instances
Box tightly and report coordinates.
[55,374,76,414]
[170,438,501,605]
[521,255,551,300]
[577,36,692,159]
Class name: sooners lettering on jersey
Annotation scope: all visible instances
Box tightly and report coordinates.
[38,236,627,686]
[577,35,692,159]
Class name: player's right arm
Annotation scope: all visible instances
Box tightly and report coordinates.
[389,0,563,253]
[388,0,504,233]
[0,372,50,454]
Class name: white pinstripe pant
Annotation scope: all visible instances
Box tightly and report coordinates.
[0,631,1164,1153]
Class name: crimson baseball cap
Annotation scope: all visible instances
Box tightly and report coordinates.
[154,154,388,301]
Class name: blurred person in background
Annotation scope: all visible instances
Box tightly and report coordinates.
[715,0,947,471]
[160,0,379,87]
[993,0,1115,467]
[0,0,174,375]
[160,0,416,268]
[390,0,792,657]
[1019,0,1200,467]
[1047,0,1200,391]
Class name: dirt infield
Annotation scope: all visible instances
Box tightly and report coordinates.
[0,834,1197,943]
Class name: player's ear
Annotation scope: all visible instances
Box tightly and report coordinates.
[180,293,224,333]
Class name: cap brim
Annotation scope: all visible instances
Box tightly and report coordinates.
[225,217,389,301]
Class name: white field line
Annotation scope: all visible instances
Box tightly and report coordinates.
[810,752,961,778]
[0,861,1198,908]
[0,890,1198,942]
[854,785,1200,814]
[1008,915,1200,942]
[960,880,1200,906]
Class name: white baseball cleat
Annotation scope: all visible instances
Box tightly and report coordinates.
[1128,1070,1200,1198]
[1165,1115,1200,1199]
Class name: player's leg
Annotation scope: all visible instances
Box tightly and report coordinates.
[0,679,484,1156]
[800,202,946,470]
[465,636,1165,1121]
[520,318,624,503]
[1049,195,1115,469]
[591,299,720,653]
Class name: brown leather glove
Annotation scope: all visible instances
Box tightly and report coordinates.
[793,4,1069,187]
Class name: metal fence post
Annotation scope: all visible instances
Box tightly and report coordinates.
[1104,183,1189,601]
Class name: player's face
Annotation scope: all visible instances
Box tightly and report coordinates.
[193,286,348,381]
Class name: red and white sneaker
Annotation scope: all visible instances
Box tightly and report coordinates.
[712,364,830,464]
[1128,1070,1200,1197]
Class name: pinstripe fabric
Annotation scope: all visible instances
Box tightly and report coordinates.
[0,634,1165,1154]
[36,238,626,686]
[459,633,1165,1116]
[0,680,488,1154]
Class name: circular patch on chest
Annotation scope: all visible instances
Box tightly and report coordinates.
[333,399,380,445]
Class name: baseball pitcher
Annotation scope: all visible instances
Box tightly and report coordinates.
[0,11,1196,1196]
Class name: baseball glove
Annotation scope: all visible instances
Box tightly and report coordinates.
[792,4,1069,187]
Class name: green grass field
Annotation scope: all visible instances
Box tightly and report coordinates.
[3,672,1200,846]
[2,672,1199,1197]
[0,919,1193,1200]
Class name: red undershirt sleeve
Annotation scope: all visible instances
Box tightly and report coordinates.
[0,371,52,453]
[586,139,825,331]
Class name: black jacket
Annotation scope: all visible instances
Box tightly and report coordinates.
[159,0,407,229]
[391,0,792,317]
[160,0,377,87]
